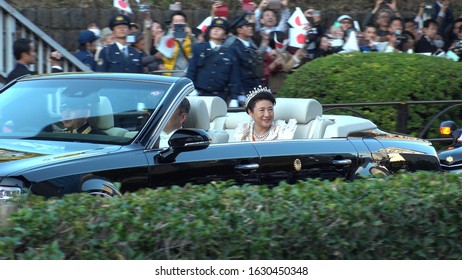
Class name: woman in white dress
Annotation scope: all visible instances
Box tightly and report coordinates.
[235,85,297,142]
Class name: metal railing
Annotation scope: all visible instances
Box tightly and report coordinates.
[0,0,91,80]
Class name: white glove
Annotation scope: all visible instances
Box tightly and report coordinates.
[228,99,239,108]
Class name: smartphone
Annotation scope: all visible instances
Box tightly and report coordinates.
[127,35,136,43]
[215,4,229,18]
[173,24,186,39]
[267,0,281,9]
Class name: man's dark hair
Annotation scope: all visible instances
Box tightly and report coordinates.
[178,98,190,115]
[170,11,187,23]
[389,17,404,28]
[13,38,32,60]
[423,19,438,29]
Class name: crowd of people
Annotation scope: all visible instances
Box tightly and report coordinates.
[6,0,462,108]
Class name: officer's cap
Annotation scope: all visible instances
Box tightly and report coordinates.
[61,98,92,110]
[209,17,229,32]
[230,13,252,33]
[78,30,99,45]
[109,14,131,29]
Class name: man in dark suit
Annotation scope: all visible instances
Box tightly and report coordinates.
[5,38,37,83]
[415,19,440,54]
[187,18,237,104]
[5,38,63,84]
[96,14,143,73]
[228,13,264,107]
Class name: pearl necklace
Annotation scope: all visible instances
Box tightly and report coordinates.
[253,129,270,141]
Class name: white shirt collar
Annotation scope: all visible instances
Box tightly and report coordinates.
[237,37,250,48]
[115,42,127,52]
[209,41,221,50]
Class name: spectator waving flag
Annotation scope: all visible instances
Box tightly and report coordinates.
[287,7,308,29]
[197,17,212,34]
[158,34,175,59]
[113,0,132,14]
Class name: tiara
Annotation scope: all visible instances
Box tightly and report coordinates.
[244,85,272,108]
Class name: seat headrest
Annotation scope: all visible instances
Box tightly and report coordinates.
[200,96,228,122]
[89,96,114,130]
[183,97,210,130]
[275,98,322,124]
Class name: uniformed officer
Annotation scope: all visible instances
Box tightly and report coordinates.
[95,14,143,73]
[186,18,237,104]
[74,30,99,71]
[228,13,265,107]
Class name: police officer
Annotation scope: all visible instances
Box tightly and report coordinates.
[75,30,99,71]
[186,18,236,104]
[96,14,143,73]
[228,13,264,107]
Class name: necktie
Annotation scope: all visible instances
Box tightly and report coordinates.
[122,46,128,57]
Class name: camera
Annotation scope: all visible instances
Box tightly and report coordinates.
[305,27,318,42]
[393,30,407,44]
[138,4,149,13]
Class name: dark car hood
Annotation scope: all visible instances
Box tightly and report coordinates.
[0,139,121,176]
[438,146,462,165]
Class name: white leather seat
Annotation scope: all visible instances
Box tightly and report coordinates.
[200,96,228,130]
[275,98,331,139]
[90,96,128,137]
[184,97,229,143]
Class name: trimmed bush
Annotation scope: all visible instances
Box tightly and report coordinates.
[278,52,462,138]
[1,172,462,260]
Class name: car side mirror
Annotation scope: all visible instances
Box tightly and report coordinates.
[440,120,460,145]
[156,128,211,163]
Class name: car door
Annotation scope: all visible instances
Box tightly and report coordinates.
[145,142,260,188]
[253,139,360,185]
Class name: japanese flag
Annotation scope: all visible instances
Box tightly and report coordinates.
[113,0,132,14]
[287,7,308,29]
[289,28,306,49]
[197,16,212,34]
[158,34,175,58]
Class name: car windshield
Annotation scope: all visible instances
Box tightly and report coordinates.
[0,78,171,144]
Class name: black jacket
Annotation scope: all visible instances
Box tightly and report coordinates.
[5,63,36,83]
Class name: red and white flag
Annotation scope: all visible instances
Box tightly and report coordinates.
[196,16,212,34]
[158,34,175,58]
[113,0,132,14]
[289,28,306,49]
[274,32,287,52]
[287,7,308,29]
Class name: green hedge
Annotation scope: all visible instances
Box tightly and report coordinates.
[1,172,462,260]
[279,52,462,139]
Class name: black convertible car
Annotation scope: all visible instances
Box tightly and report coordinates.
[0,73,441,201]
